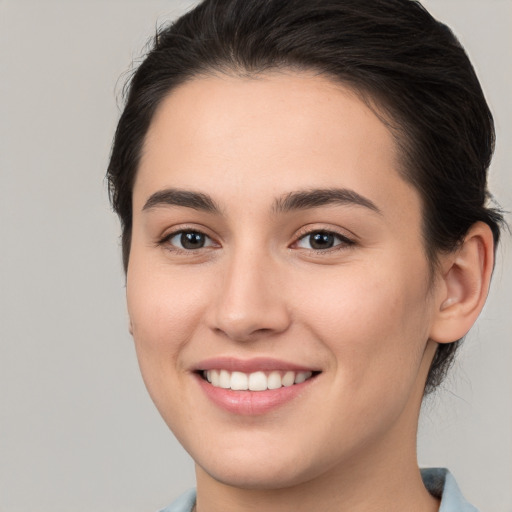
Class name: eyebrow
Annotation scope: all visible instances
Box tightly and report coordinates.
[142,188,221,214]
[272,188,381,215]
[142,187,381,216]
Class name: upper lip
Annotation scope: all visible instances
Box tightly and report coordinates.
[194,357,320,373]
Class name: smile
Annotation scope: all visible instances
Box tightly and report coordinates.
[195,358,321,414]
[202,369,314,391]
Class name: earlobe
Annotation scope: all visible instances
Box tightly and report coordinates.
[429,222,495,344]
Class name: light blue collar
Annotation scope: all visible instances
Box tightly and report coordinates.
[421,468,479,512]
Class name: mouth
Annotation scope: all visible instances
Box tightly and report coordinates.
[193,357,322,414]
[199,369,319,391]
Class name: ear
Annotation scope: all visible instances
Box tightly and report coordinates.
[128,318,134,336]
[429,222,495,344]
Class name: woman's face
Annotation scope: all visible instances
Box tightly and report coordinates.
[127,72,440,488]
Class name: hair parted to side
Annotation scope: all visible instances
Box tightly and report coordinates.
[107,0,504,394]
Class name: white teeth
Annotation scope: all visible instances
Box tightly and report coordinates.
[248,371,267,391]
[203,369,315,391]
[210,369,220,387]
[282,371,295,387]
[294,371,312,384]
[219,369,231,389]
[230,371,249,390]
[267,371,282,390]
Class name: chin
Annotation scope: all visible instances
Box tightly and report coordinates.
[199,458,317,490]
[189,436,330,491]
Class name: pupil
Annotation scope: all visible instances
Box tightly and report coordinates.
[181,232,205,249]
[310,232,334,250]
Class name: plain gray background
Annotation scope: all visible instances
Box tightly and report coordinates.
[1,1,511,511]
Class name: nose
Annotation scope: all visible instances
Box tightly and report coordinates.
[207,249,291,342]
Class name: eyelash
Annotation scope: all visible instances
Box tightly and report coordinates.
[292,228,355,252]
[158,227,218,255]
[158,227,356,255]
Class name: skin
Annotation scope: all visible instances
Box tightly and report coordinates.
[126,71,493,512]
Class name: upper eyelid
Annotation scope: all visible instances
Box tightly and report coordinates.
[293,225,357,243]
[160,224,216,241]
[297,229,352,240]
[294,232,354,247]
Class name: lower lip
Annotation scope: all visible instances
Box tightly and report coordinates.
[195,374,317,415]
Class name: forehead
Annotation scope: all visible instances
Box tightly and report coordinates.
[135,71,420,223]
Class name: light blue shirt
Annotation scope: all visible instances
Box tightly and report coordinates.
[158,468,478,512]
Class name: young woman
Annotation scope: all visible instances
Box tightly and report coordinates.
[107,1,505,510]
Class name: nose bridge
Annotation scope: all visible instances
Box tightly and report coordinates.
[210,242,290,341]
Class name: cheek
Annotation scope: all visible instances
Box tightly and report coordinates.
[126,259,208,381]
[125,262,214,432]
[295,256,432,386]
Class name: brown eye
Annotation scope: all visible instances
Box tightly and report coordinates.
[296,230,353,251]
[167,230,214,250]
[181,232,205,249]
[309,232,336,250]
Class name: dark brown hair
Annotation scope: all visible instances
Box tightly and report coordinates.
[107,0,504,393]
